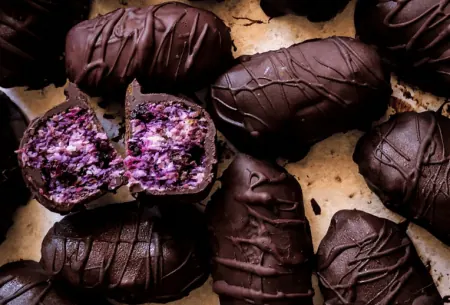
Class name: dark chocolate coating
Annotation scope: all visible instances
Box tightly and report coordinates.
[209,36,392,161]
[0,92,30,243]
[125,81,217,203]
[0,0,90,89]
[260,0,350,22]
[206,154,314,305]
[0,260,94,305]
[18,83,126,215]
[355,0,450,96]
[353,111,450,246]
[40,202,210,304]
[66,2,233,97]
[317,210,443,305]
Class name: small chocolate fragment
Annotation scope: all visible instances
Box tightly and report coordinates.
[311,198,321,215]
[66,2,233,96]
[18,84,125,214]
[209,36,391,161]
[355,0,450,96]
[0,92,30,243]
[0,260,108,305]
[206,154,314,305]
[260,0,350,21]
[0,0,90,89]
[124,81,217,203]
[354,111,450,246]
[40,202,210,304]
[317,210,443,304]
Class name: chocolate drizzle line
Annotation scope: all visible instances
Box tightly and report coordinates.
[42,204,207,303]
[318,221,413,304]
[383,0,450,71]
[209,156,314,304]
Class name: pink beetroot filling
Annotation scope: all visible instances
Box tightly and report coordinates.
[124,102,209,193]
[20,107,125,205]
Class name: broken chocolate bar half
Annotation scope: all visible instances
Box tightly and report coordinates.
[206,154,315,305]
[17,83,126,214]
[124,81,217,203]
[40,202,210,304]
[317,210,443,305]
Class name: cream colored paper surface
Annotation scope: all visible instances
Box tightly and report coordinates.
[0,0,449,304]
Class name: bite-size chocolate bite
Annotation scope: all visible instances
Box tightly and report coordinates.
[206,154,314,305]
[17,84,125,214]
[124,81,217,203]
[260,0,350,21]
[317,210,443,304]
[0,260,107,305]
[0,0,90,89]
[354,111,450,246]
[66,2,233,97]
[209,36,392,161]
[355,0,450,96]
[40,202,210,304]
[0,93,30,243]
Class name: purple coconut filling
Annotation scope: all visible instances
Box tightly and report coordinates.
[124,102,209,193]
[20,107,125,205]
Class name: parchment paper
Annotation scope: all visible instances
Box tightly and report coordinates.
[0,0,449,304]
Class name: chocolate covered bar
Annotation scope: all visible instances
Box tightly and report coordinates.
[354,111,450,246]
[355,0,450,96]
[0,0,90,89]
[260,0,350,21]
[0,260,108,304]
[206,154,314,305]
[17,84,125,214]
[209,36,391,161]
[40,202,210,304]
[66,2,233,96]
[317,210,443,304]
[0,93,30,243]
[124,81,217,203]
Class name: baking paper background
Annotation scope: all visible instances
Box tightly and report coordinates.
[1,0,449,304]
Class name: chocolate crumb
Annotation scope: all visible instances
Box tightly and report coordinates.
[348,193,355,198]
[334,176,342,183]
[311,198,321,215]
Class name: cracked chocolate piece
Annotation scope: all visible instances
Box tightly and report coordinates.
[317,210,443,304]
[206,154,314,305]
[209,36,391,161]
[40,202,210,304]
[17,84,125,214]
[66,2,233,96]
[354,111,450,246]
[124,81,217,203]
[0,0,90,89]
[260,0,350,21]
[355,0,450,96]
[0,260,110,305]
[0,92,30,243]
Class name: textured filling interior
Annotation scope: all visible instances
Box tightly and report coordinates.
[20,107,125,204]
[124,102,208,192]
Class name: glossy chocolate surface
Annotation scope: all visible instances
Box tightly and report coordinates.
[206,154,314,305]
[355,0,450,96]
[0,92,30,243]
[260,0,350,21]
[66,2,233,96]
[18,84,125,214]
[317,210,443,304]
[40,202,210,304]
[125,81,217,203]
[0,0,90,89]
[354,111,450,246]
[209,36,391,161]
